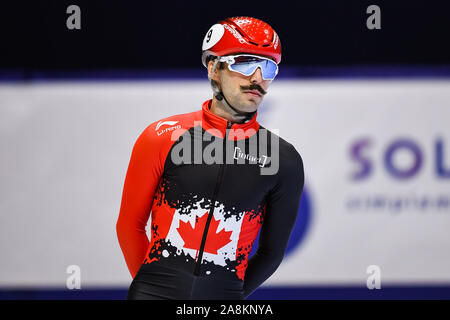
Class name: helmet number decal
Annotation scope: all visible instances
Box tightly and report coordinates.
[202,24,225,51]
[206,29,213,43]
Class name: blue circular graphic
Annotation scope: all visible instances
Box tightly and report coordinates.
[248,186,312,258]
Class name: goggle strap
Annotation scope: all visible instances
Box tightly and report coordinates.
[209,58,220,80]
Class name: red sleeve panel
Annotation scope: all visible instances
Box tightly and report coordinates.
[116,112,199,278]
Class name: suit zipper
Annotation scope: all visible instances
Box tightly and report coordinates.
[193,121,232,276]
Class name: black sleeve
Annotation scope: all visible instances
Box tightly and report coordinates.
[242,143,305,298]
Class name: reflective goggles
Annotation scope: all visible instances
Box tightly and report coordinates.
[217,54,279,80]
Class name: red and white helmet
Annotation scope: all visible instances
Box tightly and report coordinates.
[201,16,281,67]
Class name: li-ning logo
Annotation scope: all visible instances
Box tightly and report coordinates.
[156,120,181,136]
[156,120,179,130]
[273,32,279,49]
[233,147,268,168]
[223,24,246,44]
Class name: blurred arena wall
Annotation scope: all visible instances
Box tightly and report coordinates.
[1,77,450,299]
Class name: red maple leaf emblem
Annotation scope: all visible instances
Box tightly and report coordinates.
[177,212,232,258]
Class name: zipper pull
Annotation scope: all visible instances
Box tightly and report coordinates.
[225,121,232,140]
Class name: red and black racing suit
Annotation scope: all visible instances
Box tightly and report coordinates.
[116,99,304,299]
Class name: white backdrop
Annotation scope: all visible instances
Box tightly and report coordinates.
[1,79,449,288]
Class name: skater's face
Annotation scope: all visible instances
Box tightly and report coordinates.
[208,57,273,113]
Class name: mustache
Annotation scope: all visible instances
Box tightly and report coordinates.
[240,84,267,96]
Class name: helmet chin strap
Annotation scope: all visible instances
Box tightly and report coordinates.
[209,59,257,123]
